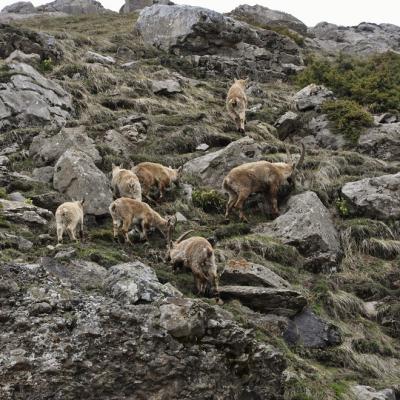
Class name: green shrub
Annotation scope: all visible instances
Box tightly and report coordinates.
[39,57,53,72]
[322,99,373,143]
[264,25,305,46]
[296,52,400,113]
[0,187,7,199]
[192,188,225,213]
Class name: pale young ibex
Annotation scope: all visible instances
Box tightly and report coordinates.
[226,78,248,133]
[131,162,182,201]
[109,197,176,243]
[111,164,142,201]
[55,200,85,243]
[165,230,219,297]
[222,143,305,222]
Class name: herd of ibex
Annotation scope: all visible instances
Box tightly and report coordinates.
[55,78,305,297]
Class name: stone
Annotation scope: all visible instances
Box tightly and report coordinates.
[309,114,345,150]
[54,247,77,260]
[5,49,40,65]
[30,301,52,315]
[293,84,334,111]
[103,129,136,158]
[376,112,398,124]
[377,302,400,339]
[120,0,172,13]
[53,149,112,215]
[228,4,307,35]
[196,143,209,151]
[105,261,182,304]
[274,111,301,140]
[0,155,10,166]
[7,192,26,202]
[85,50,115,65]
[0,232,33,251]
[30,126,101,165]
[358,122,400,162]
[36,0,106,15]
[32,166,54,183]
[175,212,187,222]
[151,79,182,94]
[283,308,342,348]
[1,2,36,14]
[255,191,342,272]
[220,259,291,289]
[341,173,400,220]
[351,385,395,400]
[218,285,306,316]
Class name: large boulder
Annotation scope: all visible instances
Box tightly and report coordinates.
[293,83,334,111]
[0,62,73,130]
[255,191,342,272]
[183,137,265,188]
[53,149,112,215]
[120,0,172,13]
[228,4,307,35]
[36,0,106,15]
[308,114,345,150]
[30,126,101,166]
[351,385,396,400]
[358,122,400,162]
[1,2,36,14]
[341,173,400,220]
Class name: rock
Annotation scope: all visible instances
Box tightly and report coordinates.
[196,143,209,151]
[0,62,73,130]
[228,4,307,35]
[103,129,137,158]
[255,191,342,272]
[5,49,40,65]
[220,259,291,289]
[283,308,342,348]
[183,137,265,189]
[1,2,36,14]
[309,114,345,150]
[358,122,400,162]
[0,232,33,251]
[32,166,54,183]
[30,126,101,165]
[36,0,106,15]
[85,50,115,65]
[376,112,398,124]
[151,79,182,94]
[105,261,182,304]
[293,84,334,111]
[7,191,26,202]
[54,247,77,260]
[341,173,400,220]
[351,385,396,400]
[377,302,400,338]
[175,211,187,222]
[30,301,52,315]
[218,285,306,316]
[274,111,301,140]
[120,0,172,13]
[53,149,112,216]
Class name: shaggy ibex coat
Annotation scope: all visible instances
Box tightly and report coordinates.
[55,200,85,243]
[226,78,248,133]
[166,231,219,296]
[109,197,176,243]
[223,144,305,221]
[132,162,182,201]
[111,164,142,201]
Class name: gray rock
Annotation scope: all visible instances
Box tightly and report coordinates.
[32,166,54,183]
[274,111,301,140]
[183,137,265,189]
[341,173,400,220]
[0,232,33,251]
[309,114,345,150]
[175,211,187,222]
[5,50,40,66]
[85,50,115,65]
[293,83,334,111]
[120,0,172,13]
[1,2,36,14]
[255,191,342,272]
[53,149,112,216]
[103,129,136,158]
[220,260,290,289]
[30,301,52,315]
[228,4,307,35]
[376,112,398,124]
[358,123,400,162]
[283,308,342,348]
[36,0,106,15]
[105,261,182,304]
[218,285,306,316]
[30,126,101,165]
[54,247,77,260]
[151,79,182,94]
[351,385,395,400]
[7,192,26,202]
[0,155,10,166]
[196,143,209,151]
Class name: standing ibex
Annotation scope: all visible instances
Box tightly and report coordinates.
[226,78,248,133]
[111,164,142,201]
[223,143,305,221]
[109,197,176,243]
[55,200,85,243]
[165,230,219,297]
[131,162,182,201]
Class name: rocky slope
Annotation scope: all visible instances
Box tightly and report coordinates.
[0,3,399,400]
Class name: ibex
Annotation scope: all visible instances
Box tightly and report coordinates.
[226,78,248,133]
[55,200,85,243]
[132,162,182,201]
[109,197,176,243]
[111,164,142,201]
[222,143,305,221]
[165,230,219,297]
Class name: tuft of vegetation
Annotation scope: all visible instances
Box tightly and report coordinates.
[296,52,400,113]
[38,57,54,73]
[322,99,374,143]
[192,188,225,213]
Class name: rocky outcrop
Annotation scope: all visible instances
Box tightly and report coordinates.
[228,4,307,35]
[151,78,182,94]
[293,84,334,111]
[120,0,172,13]
[351,385,396,400]
[0,62,73,130]
[53,150,112,215]
[85,50,116,65]
[36,0,106,15]
[274,111,301,140]
[341,173,400,220]
[255,191,342,272]
[1,2,36,14]
[308,114,345,150]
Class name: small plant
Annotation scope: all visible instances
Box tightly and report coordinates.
[336,197,349,217]
[24,198,33,205]
[0,188,7,199]
[39,57,53,72]
[192,188,225,213]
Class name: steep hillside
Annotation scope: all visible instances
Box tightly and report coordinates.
[0,4,399,400]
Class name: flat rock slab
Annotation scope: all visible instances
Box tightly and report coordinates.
[218,285,306,317]
[351,385,396,400]
[293,83,334,111]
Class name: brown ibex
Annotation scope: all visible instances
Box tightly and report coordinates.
[55,200,85,243]
[226,78,248,133]
[111,164,142,201]
[222,143,305,221]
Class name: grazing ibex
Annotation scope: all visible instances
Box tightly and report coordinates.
[132,162,182,201]
[109,197,176,243]
[111,164,142,201]
[226,78,248,133]
[55,200,85,243]
[223,143,305,221]
[166,230,219,297]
